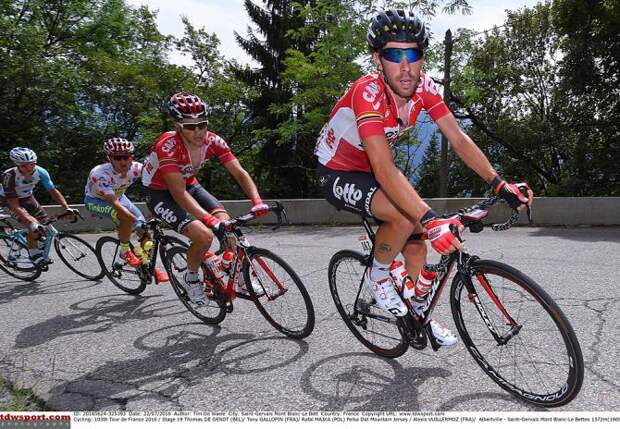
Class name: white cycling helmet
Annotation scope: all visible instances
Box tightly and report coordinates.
[9,147,37,164]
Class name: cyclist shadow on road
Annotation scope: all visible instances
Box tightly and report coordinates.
[13,293,185,349]
[0,275,101,305]
[45,323,310,410]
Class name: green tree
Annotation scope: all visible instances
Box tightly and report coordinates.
[0,0,188,202]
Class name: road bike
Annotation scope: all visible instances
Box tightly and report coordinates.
[95,219,187,295]
[328,197,584,407]
[0,209,103,282]
[164,202,315,339]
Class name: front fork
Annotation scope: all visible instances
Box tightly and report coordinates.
[458,261,521,345]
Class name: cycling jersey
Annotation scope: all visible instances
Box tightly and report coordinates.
[0,166,55,199]
[84,162,142,199]
[314,71,450,172]
[142,131,236,190]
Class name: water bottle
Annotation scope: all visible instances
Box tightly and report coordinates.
[220,250,234,273]
[389,261,415,297]
[204,251,226,283]
[133,244,149,264]
[411,268,438,315]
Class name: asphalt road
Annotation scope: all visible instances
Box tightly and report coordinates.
[1,225,618,411]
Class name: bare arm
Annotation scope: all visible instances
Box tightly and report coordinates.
[363,134,431,221]
[6,197,38,226]
[222,159,261,200]
[163,172,209,220]
[435,113,497,183]
[48,188,69,210]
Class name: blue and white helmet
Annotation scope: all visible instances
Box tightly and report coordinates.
[9,147,37,164]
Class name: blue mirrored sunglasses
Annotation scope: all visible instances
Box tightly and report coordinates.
[380,47,424,63]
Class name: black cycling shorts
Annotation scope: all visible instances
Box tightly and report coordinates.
[0,195,49,224]
[143,183,225,233]
[316,164,424,242]
[316,164,379,219]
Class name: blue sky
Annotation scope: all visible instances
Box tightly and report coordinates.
[126,0,544,66]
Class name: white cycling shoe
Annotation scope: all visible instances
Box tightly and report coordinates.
[182,274,206,305]
[365,271,408,317]
[430,319,458,346]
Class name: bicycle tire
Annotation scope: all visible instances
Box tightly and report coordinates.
[95,236,147,295]
[328,250,408,358]
[55,233,104,280]
[242,247,315,339]
[450,259,584,407]
[0,233,42,281]
[163,245,227,325]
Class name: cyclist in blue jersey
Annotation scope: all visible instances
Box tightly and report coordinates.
[0,147,78,264]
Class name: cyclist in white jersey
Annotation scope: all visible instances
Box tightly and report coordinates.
[1,147,78,264]
[84,138,168,282]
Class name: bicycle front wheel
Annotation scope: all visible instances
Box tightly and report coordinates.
[242,248,315,339]
[0,234,42,281]
[55,233,104,280]
[328,250,408,358]
[96,236,147,294]
[450,259,584,407]
[163,246,227,325]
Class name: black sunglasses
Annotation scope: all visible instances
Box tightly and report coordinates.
[111,155,132,161]
[180,121,208,131]
[380,47,424,63]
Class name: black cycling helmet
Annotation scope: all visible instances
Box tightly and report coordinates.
[168,92,208,120]
[367,9,430,51]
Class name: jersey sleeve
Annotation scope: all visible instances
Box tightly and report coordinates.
[206,133,236,165]
[36,166,56,191]
[90,172,114,197]
[154,136,182,176]
[1,170,17,199]
[419,75,450,121]
[351,79,386,140]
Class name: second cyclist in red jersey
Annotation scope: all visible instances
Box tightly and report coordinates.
[142,92,269,305]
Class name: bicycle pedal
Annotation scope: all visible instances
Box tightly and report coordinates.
[225,301,234,313]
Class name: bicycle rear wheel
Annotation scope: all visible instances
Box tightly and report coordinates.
[0,234,42,281]
[55,233,104,280]
[163,246,226,325]
[450,259,584,407]
[242,248,315,339]
[328,250,408,358]
[96,236,147,294]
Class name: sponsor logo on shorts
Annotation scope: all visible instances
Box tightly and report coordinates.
[332,177,363,206]
[364,186,377,215]
[154,201,178,224]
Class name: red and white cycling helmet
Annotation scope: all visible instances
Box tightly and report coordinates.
[103,137,134,155]
[168,92,208,120]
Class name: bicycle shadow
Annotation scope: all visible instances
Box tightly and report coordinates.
[14,294,186,349]
[300,351,542,411]
[0,275,100,305]
[45,323,310,410]
[300,352,451,410]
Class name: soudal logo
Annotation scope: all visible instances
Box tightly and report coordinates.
[332,177,362,205]
[362,82,382,109]
[154,202,177,224]
[161,138,176,155]
[417,75,439,96]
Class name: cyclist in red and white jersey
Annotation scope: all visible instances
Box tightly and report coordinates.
[315,9,533,346]
[142,92,269,304]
